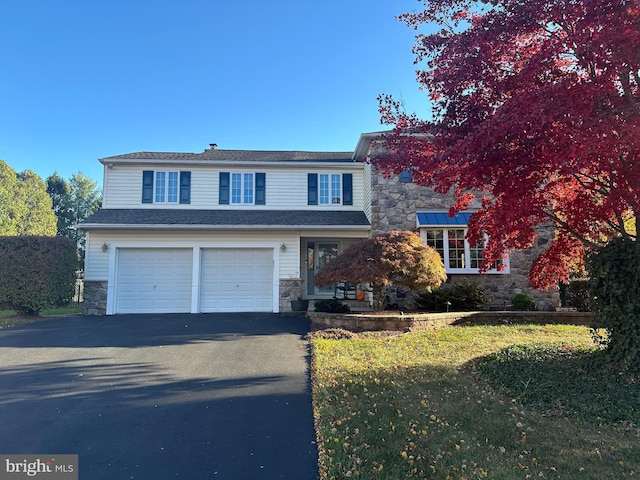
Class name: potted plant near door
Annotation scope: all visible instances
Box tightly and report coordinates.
[290,277,309,312]
[290,297,309,312]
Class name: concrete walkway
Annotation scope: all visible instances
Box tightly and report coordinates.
[0,313,318,479]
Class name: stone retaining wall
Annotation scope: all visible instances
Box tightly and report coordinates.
[308,311,593,332]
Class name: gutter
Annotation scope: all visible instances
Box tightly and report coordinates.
[77,223,371,231]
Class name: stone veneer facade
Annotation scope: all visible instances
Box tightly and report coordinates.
[370,171,559,308]
[82,280,107,315]
[279,278,304,312]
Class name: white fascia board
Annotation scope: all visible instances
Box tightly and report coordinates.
[353,132,387,161]
[99,158,363,169]
[78,223,371,231]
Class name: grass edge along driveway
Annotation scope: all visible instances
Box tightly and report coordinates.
[311,324,640,480]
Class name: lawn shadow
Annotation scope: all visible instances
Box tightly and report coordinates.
[469,343,640,426]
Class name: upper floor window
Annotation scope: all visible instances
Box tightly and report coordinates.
[308,173,353,206]
[319,173,341,204]
[418,211,509,274]
[232,173,254,204]
[142,170,190,204]
[219,172,265,205]
[155,171,179,203]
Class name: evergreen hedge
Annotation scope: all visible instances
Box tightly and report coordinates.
[416,281,491,312]
[0,236,77,315]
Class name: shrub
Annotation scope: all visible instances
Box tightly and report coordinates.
[314,298,351,313]
[511,293,534,311]
[416,281,491,312]
[567,279,592,312]
[0,236,77,315]
[313,231,446,310]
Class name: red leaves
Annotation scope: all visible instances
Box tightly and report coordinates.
[313,231,447,292]
[374,0,640,289]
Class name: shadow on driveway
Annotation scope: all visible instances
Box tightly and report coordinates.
[0,313,317,479]
[0,313,309,348]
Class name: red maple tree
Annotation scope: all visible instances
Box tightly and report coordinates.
[375,0,640,289]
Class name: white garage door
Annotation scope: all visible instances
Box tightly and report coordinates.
[200,248,273,312]
[115,249,193,314]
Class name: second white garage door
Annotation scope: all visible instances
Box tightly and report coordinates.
[200,248,274,312]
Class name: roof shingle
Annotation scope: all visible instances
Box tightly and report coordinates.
[101,149,355,163]
[79,209,371,229]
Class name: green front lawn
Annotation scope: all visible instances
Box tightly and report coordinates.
[311,325,639,479]
[0,306,81,328]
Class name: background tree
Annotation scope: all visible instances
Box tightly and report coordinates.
[314,231,447,310]
[0,160,20,235]
[47,171,101,266]
[375,0,640,367]
[46,172,73,237]
[0,160,56,236]
[16,170,57,236]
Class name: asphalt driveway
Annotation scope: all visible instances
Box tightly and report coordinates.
[0,313,318,479]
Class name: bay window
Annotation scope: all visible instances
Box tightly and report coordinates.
[418,211,509,274]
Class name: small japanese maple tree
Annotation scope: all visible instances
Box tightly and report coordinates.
[313,231,446,310]
[375,0,640,367]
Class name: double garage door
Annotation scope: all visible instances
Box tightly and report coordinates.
[115,248,273,314]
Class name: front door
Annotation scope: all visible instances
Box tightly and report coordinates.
[306,241,339,295]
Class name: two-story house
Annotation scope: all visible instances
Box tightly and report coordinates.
[79,147,371,315]
[79,134,557,315]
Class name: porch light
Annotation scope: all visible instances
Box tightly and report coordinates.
[280,242,287,252]
[101,243,110,253]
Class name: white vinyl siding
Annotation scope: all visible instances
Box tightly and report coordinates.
[363,163,373,222]
[84,230,364,282]
[102,165,364,210]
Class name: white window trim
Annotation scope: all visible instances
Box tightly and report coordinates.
[154,171,179,204]
[420,227,510,274]
[231,172,254,205]
[319,173,342,205]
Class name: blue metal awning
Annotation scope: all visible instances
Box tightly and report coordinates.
[416,211,472,227]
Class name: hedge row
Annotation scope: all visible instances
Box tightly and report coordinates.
[0,236,77,315]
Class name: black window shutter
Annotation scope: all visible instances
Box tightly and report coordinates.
[179,171,191,204]
[219,172,230,205]
[255,172,266,205]
[308,173,318,205]
[342,173,353,205]
[142,170,154,203]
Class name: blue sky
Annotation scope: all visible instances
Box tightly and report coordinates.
[1,0,431,185]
